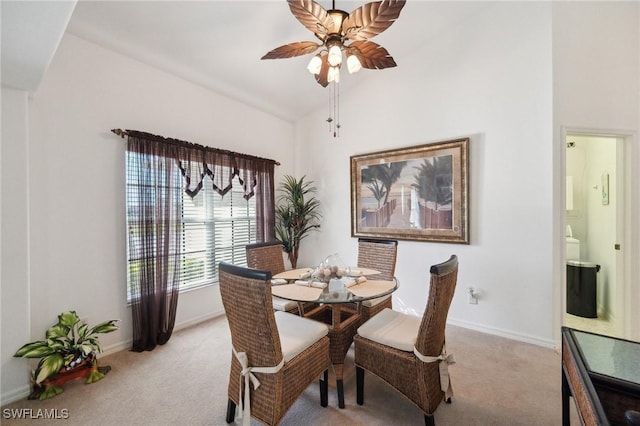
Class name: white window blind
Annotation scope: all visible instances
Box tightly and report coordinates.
[180,175,256,288]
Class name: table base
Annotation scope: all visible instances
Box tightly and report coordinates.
[304,304,360,409]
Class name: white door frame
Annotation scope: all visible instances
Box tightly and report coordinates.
[557,126,638,342]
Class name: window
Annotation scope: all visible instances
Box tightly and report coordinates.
[180,175,256,288]
[126,152,256,302]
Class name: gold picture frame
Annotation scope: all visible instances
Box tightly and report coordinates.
[350,137,469,244]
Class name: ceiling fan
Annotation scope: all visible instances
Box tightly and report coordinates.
[262,0,406,87]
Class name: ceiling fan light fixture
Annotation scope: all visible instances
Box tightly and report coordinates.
[346,53,362,74]
[262,0,406,137]
[307,54,323,74]
[263,0,406,85]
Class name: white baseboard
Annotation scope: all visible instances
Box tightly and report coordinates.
[101,340,132,357]
[173,310,224,332]
[447,317,558,350]
[1,384,31,407]
[100,310,225,356]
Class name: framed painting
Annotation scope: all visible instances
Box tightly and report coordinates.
[350,137,469,243]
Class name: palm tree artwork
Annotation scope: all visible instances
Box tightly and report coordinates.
[352,138,468,243]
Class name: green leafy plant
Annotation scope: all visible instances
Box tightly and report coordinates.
[275,175,321,268]
[14,311,119,386]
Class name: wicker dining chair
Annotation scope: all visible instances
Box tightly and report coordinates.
[356,238,398,322]
[219,262,330,426]
[245,241,302,315]
[354,255,458,426]
[246,241,286,275]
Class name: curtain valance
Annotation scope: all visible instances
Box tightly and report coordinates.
[118,129,278,199]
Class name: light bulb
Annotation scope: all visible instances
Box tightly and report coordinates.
[327,44,342,67]
[327,66,340,83]
[347,54,362,74]
[307,55,322,74]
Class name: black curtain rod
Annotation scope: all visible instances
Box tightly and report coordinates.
[110,128,280,166]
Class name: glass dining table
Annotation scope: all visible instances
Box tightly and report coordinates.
[561,327,640,425]
[271,267,399,409]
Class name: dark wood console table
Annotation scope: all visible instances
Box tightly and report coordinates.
[562,327,640,426]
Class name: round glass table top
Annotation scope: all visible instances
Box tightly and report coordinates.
[271,269,398,304]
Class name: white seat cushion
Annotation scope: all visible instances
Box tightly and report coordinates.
[357,308,420,352]
[272,296,298,312]
[362,295,391,308]
[274,311,329,362]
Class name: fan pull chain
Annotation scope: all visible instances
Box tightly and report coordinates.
[333,82,340,138]
[327,85,333,134]
[336,83,340,137]
[326,82,341,138]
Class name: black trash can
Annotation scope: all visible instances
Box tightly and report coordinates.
[566,260,600,318]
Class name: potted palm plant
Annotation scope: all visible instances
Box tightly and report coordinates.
[14,311,119,400]
[275,175,321,268]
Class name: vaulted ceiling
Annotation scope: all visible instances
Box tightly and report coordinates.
[2,1,489,122]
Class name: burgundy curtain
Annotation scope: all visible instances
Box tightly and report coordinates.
[127,136,182,351]
[236,156,275,242]
[255,164,275,242]
[125,130,277,351]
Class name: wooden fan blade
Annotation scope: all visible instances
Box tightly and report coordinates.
[343,0,406,41]
[348,40,397,69]
[261,41,321,60]
[287,0,334,40]
[314,54,330,87]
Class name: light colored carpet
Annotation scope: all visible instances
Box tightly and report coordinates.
[2,316,566,425]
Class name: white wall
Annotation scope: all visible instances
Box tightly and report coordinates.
[566,142,587,252]
[1,89,32,403]
[1,33,295,403]
[296,3,555,345]
[553,1,640,341]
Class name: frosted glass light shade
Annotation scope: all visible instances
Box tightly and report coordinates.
[347,54,362,73]
[327,66,340,83]
[307,55,322,74]
[328,45,342,67]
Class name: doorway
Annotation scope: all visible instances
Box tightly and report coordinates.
[563,132,625,338]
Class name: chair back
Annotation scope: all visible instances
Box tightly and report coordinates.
[246,241,286,275]
[357,238,398,281]
[415,255,458,357]
[218,262,283,366]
